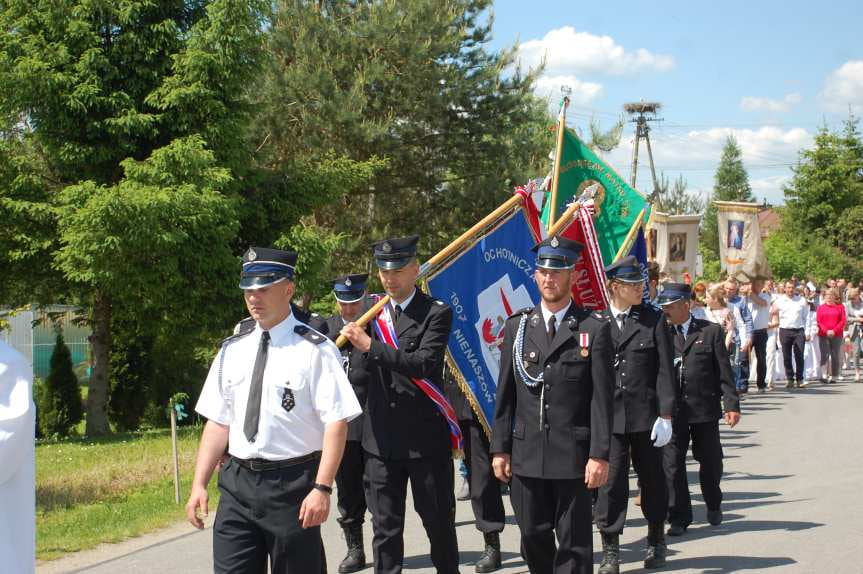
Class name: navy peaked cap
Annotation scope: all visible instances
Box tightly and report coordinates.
[605,255,644,283]
[656,282,692,306]
[372,235,419,270]
[331,273,369,303]
[239,247,297,290]
[532,235,584,269]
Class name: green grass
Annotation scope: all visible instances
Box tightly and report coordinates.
[36,426,221,560]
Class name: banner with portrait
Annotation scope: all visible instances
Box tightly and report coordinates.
[716,201,771,280]
[648,212,701,282]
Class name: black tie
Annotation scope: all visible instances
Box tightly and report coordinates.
[617,312,627,331]
[674,325,685,356]
[394,304,402,322]
[243,331,270,442]
[547,316,557,345]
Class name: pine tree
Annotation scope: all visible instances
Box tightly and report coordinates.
[701,135,753,260]
[655,173,705,215]
[37,332,83,438]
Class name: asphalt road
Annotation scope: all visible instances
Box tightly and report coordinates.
[39,374,863,573]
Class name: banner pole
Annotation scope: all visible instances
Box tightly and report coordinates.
[612,206,648,262]
[336,193,525,348]
[547,199,584,237]
[547,96,570,230]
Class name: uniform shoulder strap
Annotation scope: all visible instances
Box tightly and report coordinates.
[294,324,327,345]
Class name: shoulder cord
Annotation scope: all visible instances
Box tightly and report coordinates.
[512,314,547,430]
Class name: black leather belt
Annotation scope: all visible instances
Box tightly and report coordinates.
[233,451,321,472]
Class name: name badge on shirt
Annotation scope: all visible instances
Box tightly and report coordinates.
[281,387,295,412]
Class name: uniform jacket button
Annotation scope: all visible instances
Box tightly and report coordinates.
[389,402,396,408]
[544,423,550,430]
[544,403,549,409]
[544,384,550,390]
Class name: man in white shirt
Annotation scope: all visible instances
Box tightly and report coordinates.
[744,280,771,393]
[0,340,35,574]
[770,281,810,388]
[186,247,361,573]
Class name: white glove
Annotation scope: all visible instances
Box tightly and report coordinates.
[650,417,673,448]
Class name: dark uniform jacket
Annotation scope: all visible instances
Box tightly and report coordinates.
[674,317,739,423]
[600,304,677,434]
[362,289,454,460]
[318,300,374,442]
[490,302,614,480]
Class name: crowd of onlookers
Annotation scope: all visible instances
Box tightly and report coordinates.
[661,274,863,392]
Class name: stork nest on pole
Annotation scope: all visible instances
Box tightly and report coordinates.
[623,102,662,115]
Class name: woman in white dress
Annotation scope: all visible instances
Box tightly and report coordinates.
[801,284,821,386]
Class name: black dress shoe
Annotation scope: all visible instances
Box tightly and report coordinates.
[666,523,687,536]
[707,509,723,525]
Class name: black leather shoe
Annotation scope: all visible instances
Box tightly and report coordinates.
[707,509,723,526]
[475,532,502,573]
[666,523,687,537]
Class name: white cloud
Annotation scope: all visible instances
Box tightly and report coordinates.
[533,74,603,106]
[821,60,863,112]
[740,93,801,113]
[601,126,811,205]
[518,27,674,76]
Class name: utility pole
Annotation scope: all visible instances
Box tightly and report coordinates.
[624,101,663,200]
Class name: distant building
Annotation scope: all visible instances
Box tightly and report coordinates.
[758,208,781,240]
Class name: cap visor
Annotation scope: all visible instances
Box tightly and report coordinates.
[240,276,288,290]
[335,292,365,303]
[376,258,411,270]
[657,295,685,306]
[535,260,575,270]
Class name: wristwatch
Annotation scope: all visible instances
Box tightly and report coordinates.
[312,482,333,494]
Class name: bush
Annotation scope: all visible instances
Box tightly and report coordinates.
[37,333,83,438]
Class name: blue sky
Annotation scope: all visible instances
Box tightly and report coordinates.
[486,0,863,205]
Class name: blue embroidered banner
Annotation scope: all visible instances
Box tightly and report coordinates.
[627,226,652,304]
[426,209,540,434]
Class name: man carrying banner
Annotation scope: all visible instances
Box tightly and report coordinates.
[594,256,676,573]
[319,274,374,573]
[491,234,614,574]
[340,235,460,574]
[657,283,740,536]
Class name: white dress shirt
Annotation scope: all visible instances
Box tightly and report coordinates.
[774,295,809,329]
[392,287,417,313]
[608,302,633,331]
[196,311,361,460]
[0,341,35,574]
[748,293,772,331]
[540,299,573,332]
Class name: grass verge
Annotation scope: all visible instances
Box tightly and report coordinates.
[36,426,220,560]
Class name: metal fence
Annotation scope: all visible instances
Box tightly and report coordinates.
[1,306,92,381]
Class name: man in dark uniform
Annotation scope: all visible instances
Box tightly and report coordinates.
[319,274,374,573]
[595,256,676,574]
[491,235,614,574]
[186,247,362,573]
[340,235,460,574]
[445,371,506,573]
[657,283,741,536]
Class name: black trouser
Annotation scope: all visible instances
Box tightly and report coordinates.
[819,336,844,378]
[214,457,324,574]
[459,416,505,534]
[751,329,768,389]
[363,453,459,574]
[595,431,667,535]
[779,327,805,383]
[336,440,367,528]
[663,419,724,527]
[511,474,593,574]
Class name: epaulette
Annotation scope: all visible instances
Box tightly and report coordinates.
[224,317,255,345]
[294,324,327,344]
[433,299,446,306]
[508,307,533,320]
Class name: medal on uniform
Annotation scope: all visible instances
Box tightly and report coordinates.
[579,332,590,357]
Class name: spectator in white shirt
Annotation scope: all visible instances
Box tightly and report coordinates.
[744,280,771,393]
[771,281,810,388]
